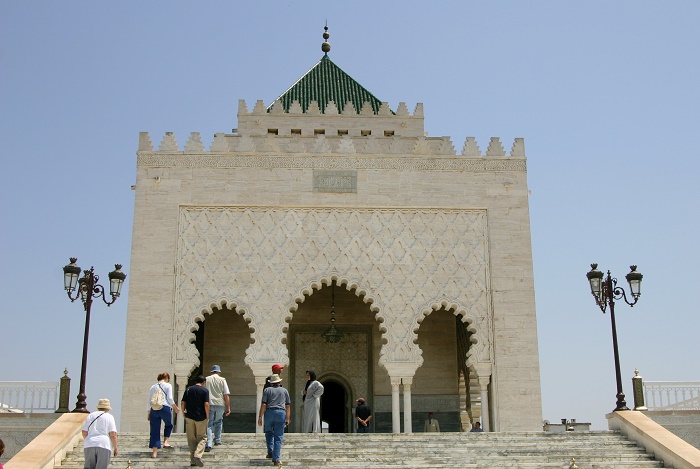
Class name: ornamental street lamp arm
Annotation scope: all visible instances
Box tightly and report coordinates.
[586,263,643,413]
[62,259,125,413]
[611,281,639,307]
[592,270,640,314]
[66,268,120,307]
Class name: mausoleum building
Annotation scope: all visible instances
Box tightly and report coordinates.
[121,29,542,434]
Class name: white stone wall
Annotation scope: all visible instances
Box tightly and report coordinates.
[122,111,541,432]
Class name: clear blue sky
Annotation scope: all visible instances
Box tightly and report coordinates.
[1,1,698,430]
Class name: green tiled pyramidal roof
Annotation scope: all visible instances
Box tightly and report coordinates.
[269,55,384,114]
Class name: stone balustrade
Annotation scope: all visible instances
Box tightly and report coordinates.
[644,381,700,411]
[0,381,59,413]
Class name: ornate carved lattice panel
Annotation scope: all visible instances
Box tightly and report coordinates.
[293,330,369,405]
[174,206,491,372]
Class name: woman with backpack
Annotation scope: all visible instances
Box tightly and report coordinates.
[148,372,180,458]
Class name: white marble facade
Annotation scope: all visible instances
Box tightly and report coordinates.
[121,99,542,433]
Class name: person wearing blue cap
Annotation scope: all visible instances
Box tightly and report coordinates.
[204,365,231,451]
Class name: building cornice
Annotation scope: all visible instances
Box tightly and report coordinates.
[136,154,527,172]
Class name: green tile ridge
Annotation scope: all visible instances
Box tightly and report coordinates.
[269,55,387,115]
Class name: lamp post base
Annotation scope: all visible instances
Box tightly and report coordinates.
[72,392,89,413]
[614,392,630,412]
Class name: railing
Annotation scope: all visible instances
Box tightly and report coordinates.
[643,381,700,411]
[608,411,700,469]
[5,413,86,469]
[0,381,60,413]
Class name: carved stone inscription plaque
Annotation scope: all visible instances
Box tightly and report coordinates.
[313,170,357,193]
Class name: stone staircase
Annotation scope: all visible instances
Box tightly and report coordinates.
[58,431,666,468]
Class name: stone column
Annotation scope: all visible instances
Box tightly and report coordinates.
[478,376,491,432]
[175,374,188,433]
[385,363,418,434]
[56,369,71,413]
[472,363,492,432]
[402,377,413,434]
[391,377,402,434]
[632,369,647,411]
[254,375,267,434]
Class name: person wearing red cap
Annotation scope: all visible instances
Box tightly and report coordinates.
[261,364,285,459]
[264,364,285,389]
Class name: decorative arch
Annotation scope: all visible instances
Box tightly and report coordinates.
[318,370,358,433]
[288,274,380,313]
[413,297,492,369]
[176,296,257,375]
[286,274,403,368]
[287,274,385,329]
[317,370,357,400]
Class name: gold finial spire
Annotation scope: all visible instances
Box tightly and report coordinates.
[322,23,331,55]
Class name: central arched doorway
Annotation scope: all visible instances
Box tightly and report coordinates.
[288,279,387,432]
[321,380,347,432]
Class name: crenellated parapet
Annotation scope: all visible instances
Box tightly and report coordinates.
[237,99,425,138]
[137,98,526,171]
[137,130,526,160]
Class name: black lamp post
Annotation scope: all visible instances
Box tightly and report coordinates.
[63,257,126,413]
[586,263,643,412]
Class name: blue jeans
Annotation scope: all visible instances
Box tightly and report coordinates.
[149,406,173,448]
[207,405,225,446]
[264,408,286,462]
[357,425,370,433]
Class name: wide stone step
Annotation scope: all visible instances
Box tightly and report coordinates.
[57,432,665,469]
[58,460,665,469]
[108,432,646,446]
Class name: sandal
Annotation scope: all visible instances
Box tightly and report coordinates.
[163,445,174,449]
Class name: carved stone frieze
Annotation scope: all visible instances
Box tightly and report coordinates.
[138,154,526,172]
[174,206,492,374]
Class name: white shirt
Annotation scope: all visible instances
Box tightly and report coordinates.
[205,373,231,406]
[82,411,117,450]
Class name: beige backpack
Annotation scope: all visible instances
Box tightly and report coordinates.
[150,384,165,410]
